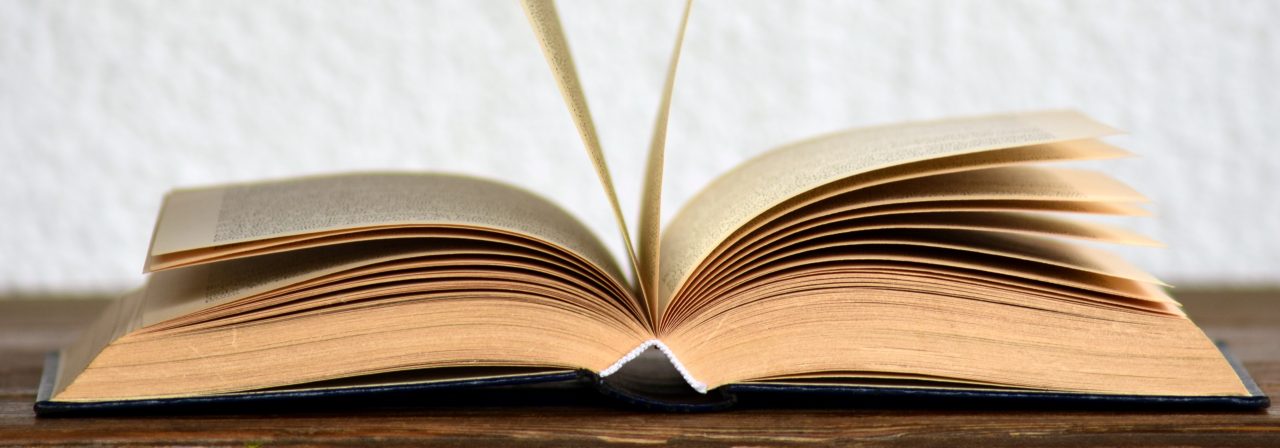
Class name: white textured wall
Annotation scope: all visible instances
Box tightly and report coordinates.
[2,0,1278,296]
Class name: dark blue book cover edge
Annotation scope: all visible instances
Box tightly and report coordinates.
[35,341,1268,415]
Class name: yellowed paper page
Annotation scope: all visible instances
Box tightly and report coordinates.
[672,166,1154,306]
[659,110,1120,313]
[721,230,1166,290]
[142,240,504,328]
[146,173,623,284]
[140,238,636,332]
[520,0,641,293]
[801,211,1162,247]
[637,0,694,317]
[663,290,1246,395]
[61,295,649,401]
[54,289,146,396]
[821,166,1148,210]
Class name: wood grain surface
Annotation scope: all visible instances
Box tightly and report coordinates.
[1,290,1277,446]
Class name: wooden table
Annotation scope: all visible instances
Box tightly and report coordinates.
[2,290,1277,446]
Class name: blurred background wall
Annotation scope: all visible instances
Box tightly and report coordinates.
[2,0,1277,296]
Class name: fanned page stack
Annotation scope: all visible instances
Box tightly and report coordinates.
[37,0,1267,414]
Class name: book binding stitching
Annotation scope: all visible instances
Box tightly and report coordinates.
[598,339,708,394]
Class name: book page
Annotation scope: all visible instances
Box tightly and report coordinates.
[54,289,145,396]
[658,110,1120,314]
[144,239,516,327]
[637,0,694,317]
[671,167,1158,307]
[520,0,641,293]
[147,172,624,285]
[662,288,1247,396]
[139,236,636,331]
[815,166,1148,210]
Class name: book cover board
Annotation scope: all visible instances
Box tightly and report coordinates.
[34,341,1269,416]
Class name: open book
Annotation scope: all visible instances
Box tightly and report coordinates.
[37,0,1267,414]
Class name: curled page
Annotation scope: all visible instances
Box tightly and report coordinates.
[638,0,694,318]
[659,110,1122,314]
[520,0,642,302]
